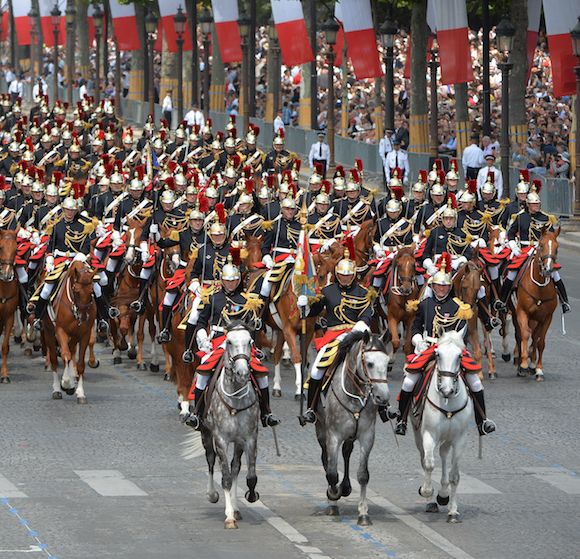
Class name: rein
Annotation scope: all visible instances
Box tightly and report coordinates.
[427,367,469,418]
[216,350,256,416]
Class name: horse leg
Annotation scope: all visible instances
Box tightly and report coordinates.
[516,308,531,375]
[76,336,89,404]
[1,312,14,380]
[447,436,468,523]
[534,317,552,381]
[339,439,354,498]
[419,431,436,499]
[214,435,237,529]
[403,316,414,355]
[436,441,452,511]
[163,345,172,381]
[88,327,99,368]
[148,315,160,372]
[135,314,147,371]
[283,323,302,398]
[483,330,496,379]
[56,328,75,393]
[387,314,399,367]
[244,435,259,505]
[202,429,219,503]
[356,427,375,526]
[271,331,284,397]
[500,318,511,362]
[325,431,342,502]
[230,443,243,521]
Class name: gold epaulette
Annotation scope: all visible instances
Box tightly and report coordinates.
[169,230,180,242]
[242,293,263,313]
[262,220,274,231]
[453,297,473,320]
[424,228,431,238]
[406,299,420,312]
[499,198,510,207]
[365,286,378,303]
[82,216,99,236]
[189,246,198,261]
[547,214,558,227]
[54,159,65,167]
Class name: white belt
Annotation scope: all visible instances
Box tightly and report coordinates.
[274,248,296,254]
[54,250,75,258]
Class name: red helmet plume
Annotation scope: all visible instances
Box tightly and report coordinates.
[391,186,404,201]
[437,252,452,272]
[343,235,356,260]
[321,180,331,194]
[354,158,363,172]
[215,202,226,224]
[72,183,86,200]
[467,179,477,194]
[448,192,458,208]
[229,246,241,266]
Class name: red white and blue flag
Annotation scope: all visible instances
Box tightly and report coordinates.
[211,0,243,64]
[271,0,313,67]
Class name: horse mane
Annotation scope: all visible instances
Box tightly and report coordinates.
[335,329,385,366]
[225,319,252,333]
[438,330,465,350]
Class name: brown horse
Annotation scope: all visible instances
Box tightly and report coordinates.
[0,230,19,382]
[385,247,418,362]
[44,260,97,403]
[513,228,560,381]
[351,219,377,273]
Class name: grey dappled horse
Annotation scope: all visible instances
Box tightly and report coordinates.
[315,330,390,526]
[200,321,260,529]
[412,329,473,523]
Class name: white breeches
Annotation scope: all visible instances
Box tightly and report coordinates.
[94,249,104,261]
[310,333,348,380]
[16,266,28,283]
[106,257,119,272]
[163,291,178,306]
[488,265,499,281]
[260,270,273,297]
[552,271,560,282]
[186,296,203,325]
[257,376,268,389]
[140,267,152,280]
[402,370,483,392]
[93,282,102,298]
[41,280,101,299]
[195,373,209,390]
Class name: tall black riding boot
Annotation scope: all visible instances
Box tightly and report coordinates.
[472,389,496,436]
[94,295,111,334]
[130,278,149,314]
[395,389,414,435]
[299,377,322,425]
[32,296,49,330]
[157,304,174,343]
[554,279,571,313]
[182,323,196,363]
[259,386,281,427]
[185,387,206,431]
[477,295,494,331]
[494,278,513,313]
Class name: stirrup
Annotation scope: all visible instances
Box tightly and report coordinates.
[182,349,194,363]
[490,316,502,329]
[378,406,391,423]
[109,307,120,319]
[26,301,35,314]
[97,319,109,334]
[254,347,266,360]
[261,413,281,428]
[493,300,507,313]
[157,329,172,344]
[185,413,202,431]
[562,302,571,314]
[33,318,42,331]
[129,300,143,313]
[395,420,407,436]
[479,418,496,436]
[299,408,316,426]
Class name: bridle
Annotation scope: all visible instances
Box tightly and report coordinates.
[68,268,94,323]
[391,254,416,296]
[538,238,557,279]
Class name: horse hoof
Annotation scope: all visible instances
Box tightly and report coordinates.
[326,505,339,516]
[245,490,259,503]
[437,494,450,506]
[447,514,461,524]
[418,486,433,498]
[528,366,536,376]
[113,357,122,365]
[77,397,88,405]
[513,356,520,366]
[207,491,219,504]
[127,348,137,360]
[149,363,160,372]
[272,389,282,398]
[517,367,528,377]
[88,360,100,369]
[33,345,41,353]
[358,515,372,526]
[14,335,21,344]
[52,391,62,400]
[502,353,511,362]
[224,519,238,530]
[536,373,545,382]
[294,393,304,401]
[163,373,171,382]
[24,348,32,357]
[136,363,147,371]
[326,487,341,502]
[488,372,497,380]
[426,502,439,513]
[0,376,10,384]
[61,385,76,395]
[234,510,242,521]
[340,482,352,498]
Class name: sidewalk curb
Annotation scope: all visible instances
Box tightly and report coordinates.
[558,236,580,252]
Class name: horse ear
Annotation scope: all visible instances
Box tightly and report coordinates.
[380,329,391,346]
[363,329,370,344]
[457,324,468,341]
[555,225,561,238]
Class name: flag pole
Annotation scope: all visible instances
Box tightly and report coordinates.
[297,193,308,422]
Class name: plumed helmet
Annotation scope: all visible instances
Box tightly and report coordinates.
[315,192,331,205]
[221,254,241,281]
[205,186,219,199]
[442,198,457,219]
[280,194,297,209]
[309,173,322,186]
[209,221,226,237]
[160,189,176,205]
[431,253,452,286]
[335,247,357,276]
[224,165,237,179]
[257,186,269,200]
[62,196,78,210]
[526,182,541,204]
[46,184,59,197]
[430,181,446,196]
[385,198,402,213]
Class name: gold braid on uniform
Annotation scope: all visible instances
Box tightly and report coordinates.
[431,298,472,337]
[447,233,472,256]
[461,218,487,239]
[336,290,375,324]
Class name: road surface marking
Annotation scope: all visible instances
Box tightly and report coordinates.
[0,546,44,553]
[420,470,502,494]
[0,474,27,498]
[521,467,580,494]
[74,470,147,497]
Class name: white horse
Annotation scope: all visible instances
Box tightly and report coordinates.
[412,330,473,523]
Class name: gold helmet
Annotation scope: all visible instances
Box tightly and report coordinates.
[413,170,428,193]
[160,189,176,205]
[526,181,541,204]
[129,168,145,191]
[389,168,403,188]
[335,246,357,276]
[309,172,322,186]
[238,191,253,206]
[246,124,259,144]
[273,129,285,146]
[224,165,238,179]
[32,181,44,193]
[430,180,446,196]
[441,197,458,219]
[385,194,403,214]
[280,194,297,209]
[175,172,188,189]
[175,122,187,139]
[209,221,226,236]
[315,192,331,205]
[431,253,452,285]
[459,180,477,203]
[46,184,59,197]
[62,196,78,210]
[205,185,219,199]
[221,254,241,281]
[257,186,270,200]
[516,170,530,195]
[428,159,442,183]
[69,137,82,153]
[446,159,459,181]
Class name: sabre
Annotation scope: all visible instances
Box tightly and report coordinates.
[271,425,281,457]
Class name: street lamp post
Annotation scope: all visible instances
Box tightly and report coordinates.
[145,12,158,120]
[199,7,212,118]
[268,19,280,119]
[115,39,122,117]
[51,3,61,105]
[379,18,398,133]
[238,11,251,135]
[65,4,76,106]
[321,17,339,168]
[174,6,187,123]
[570,17,580,216]
[428,42,439,158]
[93,6,104,105]
[496,17,515,199]
[28,8,39,88]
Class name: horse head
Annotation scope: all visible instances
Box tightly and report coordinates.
[360,331,390,407]
[125,218,145,264]
[354,220,377,267]
[457,260,482,306]
[0,230,17,282]
[314,240,342,286]
[224,320,253,384]
[489,225,507,255]
[69,260,95,322]
[243,232,263,271]
[435,329,466,398]
[393,247,416,296]
[538,226,559,278]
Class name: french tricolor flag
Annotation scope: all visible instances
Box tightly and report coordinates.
[211,0,242,64]
[335,0,382,79]
[543,0,579,98]
[13,0,32,46]
[271,0,313,67]
[110,0,141,52]
[430,0,473,84]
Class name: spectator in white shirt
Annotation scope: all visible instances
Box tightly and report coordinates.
[384,139,410,184]
[308,132,330,178]
[184,104,205,129]
[481,135,499,159]
[4,67,15,87]
[476,154,503,199]
[32,77,47,102]
[379,129,394,184]
[8,75,23,103]
[462,133,485,179]
[162,90,173,128]
[274,110,285,135]
[78,79,88,100]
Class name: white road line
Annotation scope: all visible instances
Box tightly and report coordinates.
[0,546,44,553]
[521,467,580,495]
[74,470,148,497]
[421,470,502,494]
[0,474,27,498]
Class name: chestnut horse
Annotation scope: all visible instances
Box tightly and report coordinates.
[44,260,96,403]
[513,228,560,381]
[0,230,19,382]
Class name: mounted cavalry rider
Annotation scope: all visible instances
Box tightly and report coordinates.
[297,244,377,424]
[28,195,111,333]
[374,186,413,252]
[183,252,280,431]
[501,172,531,228]
[414,178,448,235]
[332,169,375,228]
[226,180,263,245]
[394,253,496,437]
[495,185,570,314]
[307,188,341,253]
[404,170,427,226]
[477,174,508,227]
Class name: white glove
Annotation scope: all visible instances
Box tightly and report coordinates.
[96,224,107,238]
[200,340,213,353]
[426,265,437,276]
[31,231,41,246]
[297,295,309,307]
[73,253,87,263]
[45,255,54,273]
[373,244,386,259]
[18,228,31,240]
[150,223,159,234]
[477,237,487,249]
[353,321,370,333]
[196,328,212,352]
[320,239,335,253]
[423,257,434,271]
[508,240,521,256]
[262,255,274,269]
[140,241,149,263]
[453,256,467,269]
[80,210,89,218]
[188,279,201,295]
[112,230,122,244]
[412,333,428,354]
[171,253,181,267]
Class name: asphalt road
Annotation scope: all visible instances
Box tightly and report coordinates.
[0,248,579,559]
